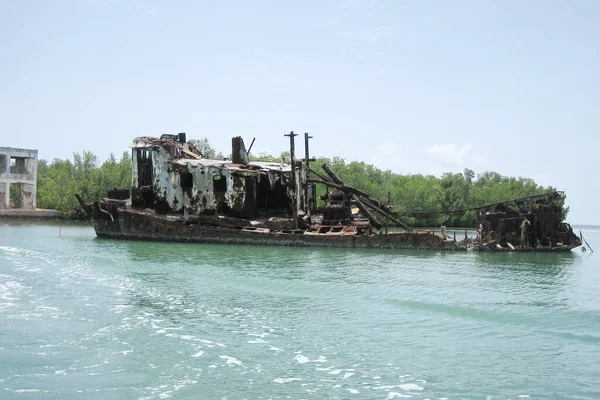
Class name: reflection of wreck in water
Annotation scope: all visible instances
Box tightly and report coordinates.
[86,133,581,252]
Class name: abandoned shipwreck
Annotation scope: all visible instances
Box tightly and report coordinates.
[85,133,581,251]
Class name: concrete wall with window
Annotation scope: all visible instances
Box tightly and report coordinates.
[0,147,38,209]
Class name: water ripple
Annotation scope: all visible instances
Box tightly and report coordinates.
[1,223,599,399]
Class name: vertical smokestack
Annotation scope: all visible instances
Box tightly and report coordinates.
[231,137,249,164]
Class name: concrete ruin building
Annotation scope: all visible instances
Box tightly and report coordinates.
[0,147,38,210]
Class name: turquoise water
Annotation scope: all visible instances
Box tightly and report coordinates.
[1,222,599,399]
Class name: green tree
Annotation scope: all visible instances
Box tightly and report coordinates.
[37,151,133,216]
[188,138,225,159]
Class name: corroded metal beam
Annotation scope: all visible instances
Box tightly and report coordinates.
[320,165,382,231]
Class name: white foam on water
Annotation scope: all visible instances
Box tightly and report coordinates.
[248,339,267,344]
[273,378,302,384]
[0,302,16,310]
[54,370,66,375]
[329,369,343,375]
[0,246,43,257]
[387,392,412,399]
[219,355,242,366]
[347,388,360,394]
[199,339,226,347]
[343,372,355,379]
[7,389,41,393]
[295,355,327,364]
[296,355,311,363]
[269,346,282,351]
[373,385,398,390]
[0,280,27,301]
[398,383,423,391]
[518,396,530,398]
[191,351,204,357]
[248,333,269,338]
[36,305,59,311]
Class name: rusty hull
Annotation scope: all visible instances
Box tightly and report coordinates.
[92,208,458,250]
[91,207,579,251]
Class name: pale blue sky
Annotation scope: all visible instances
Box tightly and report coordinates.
[1,0,599,224]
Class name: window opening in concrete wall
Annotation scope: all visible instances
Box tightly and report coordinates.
[9,183,21,208]
[9,157,26,174]
[213,175,227,192]
[0,155,6,174]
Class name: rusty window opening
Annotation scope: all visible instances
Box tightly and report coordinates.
[137,149,153,186]
[180,172,193,189]
[257,178,290,211]
[213,175,227,193]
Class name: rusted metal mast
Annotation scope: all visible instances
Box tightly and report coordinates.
[304,132,314,215]
[285,131,299,229]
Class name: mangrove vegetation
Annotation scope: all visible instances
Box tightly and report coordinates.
[36,138,564,227]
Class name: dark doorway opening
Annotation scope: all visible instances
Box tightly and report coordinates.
[9,183,21,208]
[256,175,291,214]
[137,149,153,186]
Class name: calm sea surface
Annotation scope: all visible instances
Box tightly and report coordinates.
[1,223,599,400]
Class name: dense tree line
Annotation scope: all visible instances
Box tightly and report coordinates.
[36,139,563,226]
[37,151,131,217]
